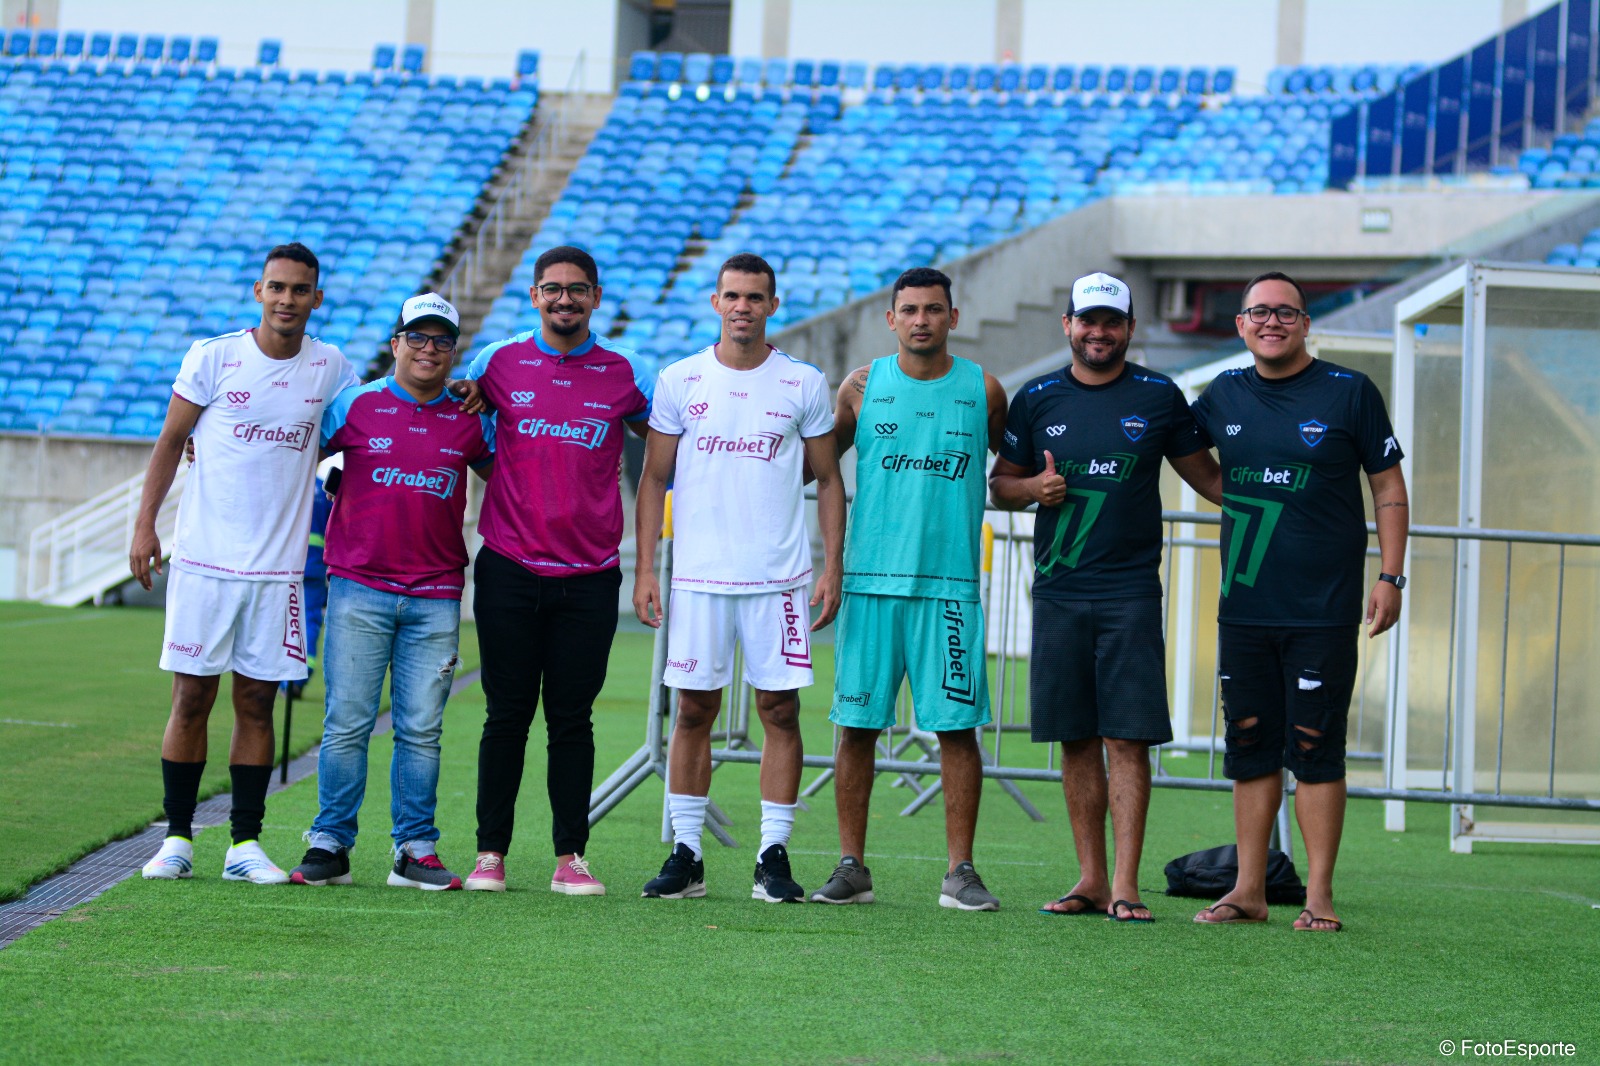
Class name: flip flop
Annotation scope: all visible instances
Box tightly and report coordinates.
[1108,899,1154,923]
[1193,901,1267,924]
[1039,893,1106,916]
[1294,909,1343,932]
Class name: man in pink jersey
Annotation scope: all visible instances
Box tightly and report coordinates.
[285,293,494,891]
[130,243,359,885]
[633,252,846,903]
[455,246,654,895]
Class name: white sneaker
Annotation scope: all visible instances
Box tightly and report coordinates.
[141,836,194,880]
[222,840,289,885]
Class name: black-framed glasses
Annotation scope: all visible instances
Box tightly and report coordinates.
[536,282,594,301]
[1242,305,1306,325]
[397,331,458,353]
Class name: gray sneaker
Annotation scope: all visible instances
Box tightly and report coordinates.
[939,861,999,911]
[810,856,875,904]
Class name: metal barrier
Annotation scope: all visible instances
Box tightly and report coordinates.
[26,462,189,606]
[589,497,1600,849]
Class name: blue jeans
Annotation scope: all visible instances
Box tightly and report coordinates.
[308,576,460,855]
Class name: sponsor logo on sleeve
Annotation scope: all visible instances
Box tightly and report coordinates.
[940,600,976,706]
[1003,429,1018,446]
[1120,414,1149,442]
[1298,419,1328,447]
[222,360,242,369]
[1045,424,1066,437]
[1383,435,1398,456]
[779,589,812,668]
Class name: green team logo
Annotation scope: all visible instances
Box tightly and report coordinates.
[1036,455,1137,575]
[1219,493,1288,595]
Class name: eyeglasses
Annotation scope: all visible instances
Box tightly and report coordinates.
[397,331,458,353]
[1242,305,1307,325]
[536,282,594,301]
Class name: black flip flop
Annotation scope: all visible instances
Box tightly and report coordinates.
[1193,901,1267,924]
[1108,898,1154,923]
[1294,908,1343,932]
[1039,893,1105,916]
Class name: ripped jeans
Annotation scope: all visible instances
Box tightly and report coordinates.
[309,576,461,854]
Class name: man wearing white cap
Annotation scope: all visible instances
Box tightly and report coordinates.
[288,293,495,890]
[990,272,1221,922]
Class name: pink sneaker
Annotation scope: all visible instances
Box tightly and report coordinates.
[551,855,606,896]
[465,853,506,892]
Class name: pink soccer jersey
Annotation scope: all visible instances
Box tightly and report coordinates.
[464,328,652,576]
[321,378,494,599]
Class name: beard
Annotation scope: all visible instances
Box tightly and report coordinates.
[1071,334,1128,370]
[546,307,584,336]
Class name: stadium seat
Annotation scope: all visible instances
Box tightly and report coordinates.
[763,57,787,86]
[516,50,539,79]
[168,36,191,65]
[142,36,164,62]
[1079,66,1101,92]
[818,60,840,88]
[7,30,31,57]
[1159,67,1182,94]
[1213,67,1235,94]
[710,54,734,85]
[401,44,424,74]
[1133,67,1155,93]
[196,37,218,65]
[684,53,711,84]
[115,34,138,61]
[61,31,84,59]
[88,32,111,60]
[1053,66,1074,92]
[999,65,1022,93]
[258,39,281,66]
[1186,68,1209,95]
[629,50,655,81]
[373,43,396,70]
[35,30,58,58]
[792,59,816,87]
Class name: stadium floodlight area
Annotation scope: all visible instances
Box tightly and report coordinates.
[0,56,538,439]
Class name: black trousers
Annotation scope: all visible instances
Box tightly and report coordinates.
[473,545,621,857]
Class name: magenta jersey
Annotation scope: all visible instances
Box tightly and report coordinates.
[464,327,653,576]
[320,378,495,599]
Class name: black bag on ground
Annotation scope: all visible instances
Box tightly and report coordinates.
[1163,844,1307,905]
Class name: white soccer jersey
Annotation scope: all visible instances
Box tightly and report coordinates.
[650,345,833,594]
[171,329,359,581]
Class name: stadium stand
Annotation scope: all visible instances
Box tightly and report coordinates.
[0,44,539,438]
[1520,120,1600,189]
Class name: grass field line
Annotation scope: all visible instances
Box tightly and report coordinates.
[787,848,1048,867]
[0,612,123,630]
[0,718,77,728]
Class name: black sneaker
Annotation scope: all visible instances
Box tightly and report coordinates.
[387,852,463,891]
[289,846,351,886]
[642,843,706,899]
[752,843,805,903]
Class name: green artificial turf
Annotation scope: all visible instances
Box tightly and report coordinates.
[0,601,479,901]
[2,616,1597,1064]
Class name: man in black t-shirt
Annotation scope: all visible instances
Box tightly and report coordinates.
[991,273,1222,923]
[1188,271,1409,933]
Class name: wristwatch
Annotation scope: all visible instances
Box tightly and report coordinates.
[1378,573,1407,589]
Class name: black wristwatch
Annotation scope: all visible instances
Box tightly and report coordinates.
[1379,573,1407,590]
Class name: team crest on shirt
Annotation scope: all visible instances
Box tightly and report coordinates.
[1120,414,1148,442]
[1298,419,1328,447]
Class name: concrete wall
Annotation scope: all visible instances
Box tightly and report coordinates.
[0,434,153,599]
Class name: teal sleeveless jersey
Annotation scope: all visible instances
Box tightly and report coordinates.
[843,355,990,601]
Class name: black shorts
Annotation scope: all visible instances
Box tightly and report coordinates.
[1029,597,1173,745]
[1217,623,1358,784]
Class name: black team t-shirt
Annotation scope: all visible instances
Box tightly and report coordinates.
[1000,363,1202,600]
[1190,359,1403,627]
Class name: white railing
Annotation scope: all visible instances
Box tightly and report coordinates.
[26,464,187,606]
[438,51,590,312]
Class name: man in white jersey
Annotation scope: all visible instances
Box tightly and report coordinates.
[633,253,846,903]
[130,243,359,885]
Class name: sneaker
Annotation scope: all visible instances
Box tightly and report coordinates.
[641,843,706,899]
[141,836,194,880]
[222,840,290,885]
[810,855,875,904]
[752,843,805,903]
[388,852,462,891]
[939,861,999,911]
[551,855,606,896]
[289,846,352,886]
[465,853,506,892]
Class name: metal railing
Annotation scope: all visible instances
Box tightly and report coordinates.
[591,501,1600,848]
[26,463,188,606]
[437,51,588,310]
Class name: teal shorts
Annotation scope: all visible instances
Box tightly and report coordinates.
[830,593,992,732]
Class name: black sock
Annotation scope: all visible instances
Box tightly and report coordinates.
[161,758,206,839]
[229,764,272,844]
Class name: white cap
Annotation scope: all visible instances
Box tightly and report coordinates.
[1069,272,1132,318]
[399,292,460,335]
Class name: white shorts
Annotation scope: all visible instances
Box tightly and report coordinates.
[663,586,814,692]
[159,567,309,680]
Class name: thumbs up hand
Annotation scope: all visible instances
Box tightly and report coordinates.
[1033,449,1067,507]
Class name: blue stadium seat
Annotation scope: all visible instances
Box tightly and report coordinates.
[196,37,218,64]
[658,52,683,83]
[1105,67,1128,93]
[1158,67,1182,94]
[684,53,711,84]
[921,66,945,92]
[710,55,735,85]
[401,44,425,74]
[792,59,815,87]
[818,60,840,88]
[1053,66,1075,92]
[373,43,396,70]
[1026,65,1049,93]
[872,65,894,91]
[1186,68,1209,95]
[763,57,787,86]
[6,30,30,57]
[115,34,138,61]
[1079,66,1101,92]
[142,35,165,62]
[61,31,83,58]
[948,65,972,92]
[896,66,920,91]
[736,57,762,84]
[999,65,1022,93]
[88,32,111,60]
[974,65,998,92]
[1212,68,1235,94]
[35,30,58,58]
[259,39,281,66]
[516,50,539,78]
[628,51,656,82]
[1133,67,1155,93]
[168,36,191,64]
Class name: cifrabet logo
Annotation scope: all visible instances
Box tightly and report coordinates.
[371,466,460,500]
[880,451,972,481]
[516,417,610,449]
[696,431,783,461]
[1227,463,1311,491]
[233,422,315,452]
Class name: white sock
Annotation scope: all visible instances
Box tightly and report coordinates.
[668,792,709,860]
[759,800,797,854]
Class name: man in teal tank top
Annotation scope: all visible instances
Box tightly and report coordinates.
[810,268,1010,911]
